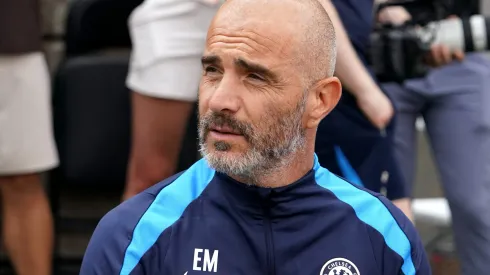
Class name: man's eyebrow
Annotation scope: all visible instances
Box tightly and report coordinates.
[235,58,279,82]
[201,55,221,66]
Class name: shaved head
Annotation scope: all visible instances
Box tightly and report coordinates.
[212,0,337,86]
[294,0,337,82]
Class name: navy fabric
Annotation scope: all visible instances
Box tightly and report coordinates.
[80,156,429,275]
[315,91,406,200]
[331,0,374,65]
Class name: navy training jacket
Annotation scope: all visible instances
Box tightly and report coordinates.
[80,155,430,275]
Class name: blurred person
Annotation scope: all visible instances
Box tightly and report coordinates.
[122,0,224,200]
[314,0,414,219]
[80,0,430,274]
[0,0,56,274]
[379,1,490,274]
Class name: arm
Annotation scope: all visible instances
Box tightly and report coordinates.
[411,236,432,274]
[394,216,432,274]
[371,196,431,275]
[79,209,129,274]
[81,186,177,275]
[317,0,380,98]
[79,192,158,275]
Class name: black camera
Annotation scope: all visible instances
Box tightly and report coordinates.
[369,0,490,82]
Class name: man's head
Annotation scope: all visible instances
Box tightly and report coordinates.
[198,0,342,182]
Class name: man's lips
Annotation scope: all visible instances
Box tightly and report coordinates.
[210,125,242,135]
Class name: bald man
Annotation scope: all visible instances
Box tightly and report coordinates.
[80,0,429,274]
[124,0,410,218]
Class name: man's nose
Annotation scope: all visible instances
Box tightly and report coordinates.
[208,76,241,114]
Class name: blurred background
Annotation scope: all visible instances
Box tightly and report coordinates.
[1,0,490,274]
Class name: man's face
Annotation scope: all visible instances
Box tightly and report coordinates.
[197,11,307,179]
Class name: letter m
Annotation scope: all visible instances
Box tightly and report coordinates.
[203,249,219,272]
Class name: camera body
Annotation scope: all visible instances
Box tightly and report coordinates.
[369,0,490,82]
[369,23,430,82]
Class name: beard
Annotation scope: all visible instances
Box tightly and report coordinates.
[198,93,307,183]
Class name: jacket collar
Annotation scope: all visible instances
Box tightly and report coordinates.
[209,154,322,217]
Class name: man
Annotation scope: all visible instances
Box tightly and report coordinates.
[379,1,490,274]
[123,0,409,216]
[80,0,430,274]
[124,0,414,226]
[0,0,56,274]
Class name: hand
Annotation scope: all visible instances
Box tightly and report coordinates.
[424,16,465,67]
[377,6,412,26]
[356,89,394,130]
[424,44,465,67]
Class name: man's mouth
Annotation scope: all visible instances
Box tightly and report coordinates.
[210,125,242,135]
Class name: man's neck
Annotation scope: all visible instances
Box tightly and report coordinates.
[230,149,315,188]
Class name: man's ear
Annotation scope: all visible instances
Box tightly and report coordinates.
[306,77,342,129]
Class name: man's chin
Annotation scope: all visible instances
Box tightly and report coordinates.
[206,138,246,152]
[204,154,252,178]
[200,141,257,169]
[203,147,247,166]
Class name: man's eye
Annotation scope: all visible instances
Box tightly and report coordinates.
[248,73,264,81]
[204,66,219,73]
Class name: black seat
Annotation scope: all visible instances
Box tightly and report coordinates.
[49,52,198,273]
[64,0,144,56]
[52,54,132,190]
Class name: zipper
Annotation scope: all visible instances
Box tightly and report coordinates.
[264,206,276,275]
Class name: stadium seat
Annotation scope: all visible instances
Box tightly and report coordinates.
[64,0,144,56]
[49,52,198,271]
[52,54,132,191]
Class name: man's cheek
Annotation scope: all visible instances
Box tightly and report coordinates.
[197,97,210,116]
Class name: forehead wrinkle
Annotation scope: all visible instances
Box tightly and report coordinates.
[247,28,297,59]
[207,27,292,57]
[207,35,269,57]
[237,29,275,53]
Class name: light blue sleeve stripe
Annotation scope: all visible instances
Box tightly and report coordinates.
[333,146,364,187]
[314,164,415,275]
[120,159,216,275]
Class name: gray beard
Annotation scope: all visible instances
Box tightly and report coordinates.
[199,130,305,185]
[198,91,308,184]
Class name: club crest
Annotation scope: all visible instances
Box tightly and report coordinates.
[320,258,360,275]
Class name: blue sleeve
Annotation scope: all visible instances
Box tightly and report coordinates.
[80,209,129,274]
[368,196,431,275]
[80,192,157,275]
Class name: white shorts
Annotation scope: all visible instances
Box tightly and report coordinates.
[126,0,222,102]
[0,52,59,175]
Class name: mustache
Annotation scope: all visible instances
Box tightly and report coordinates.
[200,112,253,141]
